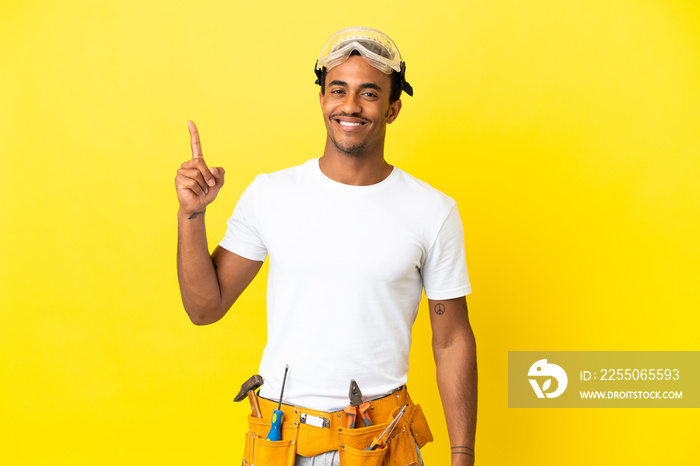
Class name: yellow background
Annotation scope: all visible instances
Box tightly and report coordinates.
[2,0,698,464]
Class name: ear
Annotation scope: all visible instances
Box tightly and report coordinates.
[319,91,324,107]
[386,99,402,124]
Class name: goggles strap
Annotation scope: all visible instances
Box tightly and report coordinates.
[400,62,413,97]
[314,60,322,85]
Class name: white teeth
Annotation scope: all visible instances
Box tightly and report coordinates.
[339,121,362,126]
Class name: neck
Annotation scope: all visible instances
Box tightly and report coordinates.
[319,143,392,186]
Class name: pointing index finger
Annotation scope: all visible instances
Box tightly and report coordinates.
[187,120,203,159]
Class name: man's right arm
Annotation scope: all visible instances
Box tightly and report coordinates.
[175,121,263,325]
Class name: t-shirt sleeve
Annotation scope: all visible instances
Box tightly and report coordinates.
[422,203,472,300]
[219,177,268,261]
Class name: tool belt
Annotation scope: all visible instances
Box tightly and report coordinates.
[242,386,433,466]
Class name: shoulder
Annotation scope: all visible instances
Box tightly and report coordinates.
[392,167,457,212]
[252,159,317,190]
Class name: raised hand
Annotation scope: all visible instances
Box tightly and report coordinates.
[175,120,225,217]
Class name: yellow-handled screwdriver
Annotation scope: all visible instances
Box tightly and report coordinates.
[364,404,408,451]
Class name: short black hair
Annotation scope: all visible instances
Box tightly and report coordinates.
[318,51,403,104]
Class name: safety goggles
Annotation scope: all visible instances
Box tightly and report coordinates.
[314,27,413,97]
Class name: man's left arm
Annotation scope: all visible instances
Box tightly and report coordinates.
[428,295,477,465]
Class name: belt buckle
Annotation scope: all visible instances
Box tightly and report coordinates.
[300,413,330,429]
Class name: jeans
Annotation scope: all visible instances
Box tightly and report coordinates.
[294,450,339,466]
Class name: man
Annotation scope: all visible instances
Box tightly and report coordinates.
[175,27,477,465]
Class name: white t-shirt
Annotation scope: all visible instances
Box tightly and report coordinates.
[220,158,470,411]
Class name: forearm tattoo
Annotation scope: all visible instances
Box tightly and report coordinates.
[451,446,474,457]
[188,210,205,219]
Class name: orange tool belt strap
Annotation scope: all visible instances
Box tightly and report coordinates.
[243,386,433,466]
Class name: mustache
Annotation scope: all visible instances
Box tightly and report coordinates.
[330,113,371,123]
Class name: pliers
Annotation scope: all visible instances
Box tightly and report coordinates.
[344,379,372,428]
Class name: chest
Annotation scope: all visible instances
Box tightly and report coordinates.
[257,192,428,283]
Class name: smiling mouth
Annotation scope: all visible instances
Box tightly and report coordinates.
[333,118,369,130]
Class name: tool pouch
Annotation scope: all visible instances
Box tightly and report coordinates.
[242,414,298,466]
[241,387,432,466]
[338,404,433,466]
[338,420,390,466]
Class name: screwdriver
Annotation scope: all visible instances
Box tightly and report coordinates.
[365,404,408,451]
[266,365,289,441]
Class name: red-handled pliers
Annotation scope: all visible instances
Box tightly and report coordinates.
[344,379,372,428]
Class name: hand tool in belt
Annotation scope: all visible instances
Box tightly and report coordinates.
[344,379,372,428]
[233,374,263,418]
[365,403,408,451]
[266,364,289,441]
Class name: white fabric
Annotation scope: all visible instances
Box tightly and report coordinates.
[220,159,470,411]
